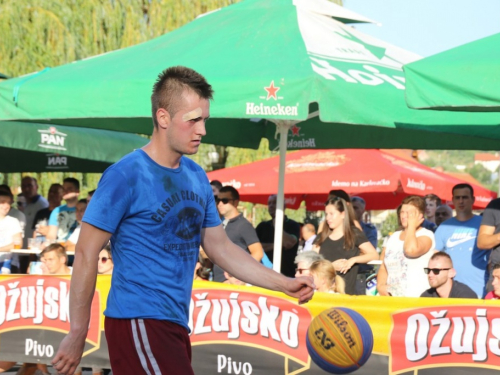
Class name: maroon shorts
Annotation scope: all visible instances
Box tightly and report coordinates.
[105,317,194,375]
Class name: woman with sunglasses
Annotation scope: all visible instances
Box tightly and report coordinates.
[312,197,378,295]
[377,196,436,297]
[98,244,113,275]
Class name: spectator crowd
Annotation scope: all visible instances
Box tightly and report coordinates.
[2,177,500,303]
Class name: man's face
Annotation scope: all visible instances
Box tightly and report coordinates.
[75,201,87,223]
[427,257,452,289]
[351,201,364,221]
[492,268,500,298]
[21,178,38,200]
[435,206,453,226]
[452,187,474,215]
[163,90,210,157]
[62,182,79,202]
[268,195,277,218]
[425,198,437,219]
[216,192,237,218]
[0,196,11,217]
[42,251,65,274]
[98,249,113,275]
[48,185,64,206]
[295,261,311,277]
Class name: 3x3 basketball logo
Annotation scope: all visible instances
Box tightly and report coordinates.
[314,328,335,350]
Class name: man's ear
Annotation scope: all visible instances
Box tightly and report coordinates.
[156,108,171,129]
[449,268,457,279]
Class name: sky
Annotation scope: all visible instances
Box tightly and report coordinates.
[343,0,500,57]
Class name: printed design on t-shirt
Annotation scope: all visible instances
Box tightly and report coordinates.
[445,229,477,249]
[166,207,203,240]
[57,211,75,239]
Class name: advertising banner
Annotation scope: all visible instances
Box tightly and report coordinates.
[0,276,498,374]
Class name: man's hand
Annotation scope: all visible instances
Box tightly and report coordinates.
[52,332,85,375]
[283,276,315,305]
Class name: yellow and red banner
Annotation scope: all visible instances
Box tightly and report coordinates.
[0,275,499,374]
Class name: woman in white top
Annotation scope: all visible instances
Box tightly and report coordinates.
[377,196,435,297]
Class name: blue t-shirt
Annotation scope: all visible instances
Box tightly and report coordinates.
[434,215,489,298]
[83,150,220,329]
[48,204,76,240]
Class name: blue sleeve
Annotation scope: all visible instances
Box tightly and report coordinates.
[434,226,445,250]
[83,168,131,234]
[367,226,378,248]
[48,207,60,226]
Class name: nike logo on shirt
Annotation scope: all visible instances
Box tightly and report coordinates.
[446,235,476,248]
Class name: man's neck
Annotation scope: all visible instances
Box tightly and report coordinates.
[54,266,71,275]
[224,210,240,221]
[143,134,182,169]
[26,195,36,204]
[436,280,453,298]
[455,212,474,222]
[65,199,78,208]
[49,201,61,210]
[427,216,435,223]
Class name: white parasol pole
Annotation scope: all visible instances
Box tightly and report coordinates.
[272,120,294,274]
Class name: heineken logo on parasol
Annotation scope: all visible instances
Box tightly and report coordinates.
[245,81,299,117]
[38,126,67,151]
[390,306,500,373]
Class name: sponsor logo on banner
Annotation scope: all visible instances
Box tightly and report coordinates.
[245,81,299,118]
[287,125,317,149]
[283,151,348,173]
[38,127,67,151]
[0,277,101,350]
[406,178,426,191]
[390,306,500,374]
[45,154,69,170]
[189,289,312,365]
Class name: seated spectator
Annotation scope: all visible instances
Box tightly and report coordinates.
[0,184,26,234]
[0,190,22,273]
[377,196,435,297]
[40,243,71,275]
[210,180,223,199]
[33,183,64,240]
[309,259,345,294]
[87,189,96,203]
[300,223,317,252]
[313,197,378,295]
[485,263,500,300]
[421,251,477,298]
[294,251,323,277]
[214,186,263,282]
[98,244,113,275]
[66,199,88,253]
[435,205,453,227]
[47,177,80,241]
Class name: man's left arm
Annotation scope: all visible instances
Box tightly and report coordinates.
[202,225,314,303]
[282,221,300,250]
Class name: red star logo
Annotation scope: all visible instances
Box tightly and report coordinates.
[264,81,280,100]
[290,125,301,136]
[49,126,56,134]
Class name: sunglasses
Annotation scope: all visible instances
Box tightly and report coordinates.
[296,268,308,274]
[216,198,234,204]
[424,268,450,275]
[99,257,111,263]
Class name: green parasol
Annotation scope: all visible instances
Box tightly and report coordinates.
[404,32,500,112]
[0,121,148,172]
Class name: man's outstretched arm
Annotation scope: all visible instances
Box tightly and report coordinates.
[52,223,111,375]
[202,225,315,304]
